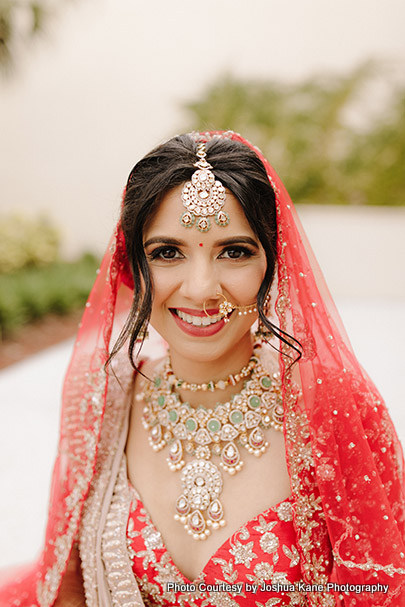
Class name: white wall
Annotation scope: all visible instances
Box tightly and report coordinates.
[297,205,405,297]
[1,0,405,262]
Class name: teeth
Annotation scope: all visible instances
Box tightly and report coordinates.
[176,309,223,326]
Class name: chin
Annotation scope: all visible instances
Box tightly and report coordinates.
[173,330,253,363]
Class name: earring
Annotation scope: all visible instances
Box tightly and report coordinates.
[256,291,271,340]
[136,322,149,343]
[264,290,271,313]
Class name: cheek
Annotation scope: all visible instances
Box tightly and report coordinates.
[224,262,267,303]
[149,268,178,307]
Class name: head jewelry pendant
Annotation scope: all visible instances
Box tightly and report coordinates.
[180,142,229,232]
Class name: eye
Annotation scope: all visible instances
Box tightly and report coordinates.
[148,246,183,261]
[219,246,254,260]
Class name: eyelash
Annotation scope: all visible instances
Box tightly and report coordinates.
[147,245,255,261]
[219,246,254,260]
[147,246,183,261]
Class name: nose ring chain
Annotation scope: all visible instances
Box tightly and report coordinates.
[203,293,257,323]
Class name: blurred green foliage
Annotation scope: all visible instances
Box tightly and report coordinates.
[1,1,45,70]
[0,0,57,72]
[0,253,99,338]
[0,213,59,273]
[0,213,99,338]
[186,64,405,205]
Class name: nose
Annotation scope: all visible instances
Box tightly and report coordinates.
[178,257,220,306]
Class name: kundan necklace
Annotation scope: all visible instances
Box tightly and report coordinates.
[139,343,284,541]
[164,354,257,392]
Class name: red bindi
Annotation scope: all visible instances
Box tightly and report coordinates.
[199,242,203,247]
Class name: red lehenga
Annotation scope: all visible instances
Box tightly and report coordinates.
[127,483,304,606]
[0,132,404,607]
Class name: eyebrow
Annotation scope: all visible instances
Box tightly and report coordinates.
[213,236,259,249]
[143,236,260,249]
[143,237,186,248]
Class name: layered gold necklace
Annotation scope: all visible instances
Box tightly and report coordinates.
[140,344,284,540]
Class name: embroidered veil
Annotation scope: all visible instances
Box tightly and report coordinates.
[0,131,403,607]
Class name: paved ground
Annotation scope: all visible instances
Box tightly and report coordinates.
[0,297,404,569]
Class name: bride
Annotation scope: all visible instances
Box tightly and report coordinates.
[1,132,404,607]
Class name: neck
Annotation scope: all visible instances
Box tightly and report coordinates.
[168,332,256,408]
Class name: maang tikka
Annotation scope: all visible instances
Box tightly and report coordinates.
[180,142,229,232]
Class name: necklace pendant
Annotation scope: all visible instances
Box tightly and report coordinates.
[173,423,188,440]
[175,459,225,540]
[207,499,224,529]
[269,402,284,429]
[220,441,243,475]
[167,439,185,471]
[220,423,239,441]
[149,424,165,452]
[194,428,212,446]
[244,410,261,429]
[246,427,268,456]
[175,494,190,523]
[186,510,209,539]
[195,445,211,460]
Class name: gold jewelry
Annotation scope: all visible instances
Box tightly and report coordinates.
[203,293,257,323]
[135,321,149,343]
[139,344,284,541]
[180,142,229,232]
[164,356,258,392]
[256,290,272,338]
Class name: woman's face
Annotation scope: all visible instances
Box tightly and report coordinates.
[143,185,267,363]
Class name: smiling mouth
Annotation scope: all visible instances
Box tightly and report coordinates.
[171,308,230,327]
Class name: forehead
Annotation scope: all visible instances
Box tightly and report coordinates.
[144,184,256,241]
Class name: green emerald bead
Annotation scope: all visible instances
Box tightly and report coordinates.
[261,376,272,388]
[154,377,161,388]
[207,418,221,433]
[169,410,178,423]
[185,418,197,432]
[230,410,243,425]
[157,395,165,407]
[248,395,261,409]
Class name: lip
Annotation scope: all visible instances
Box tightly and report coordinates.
[169,308,226,337]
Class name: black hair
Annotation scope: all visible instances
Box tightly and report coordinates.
[109,134,301,367]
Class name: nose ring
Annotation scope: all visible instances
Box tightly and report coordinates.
[203,293,257,323]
